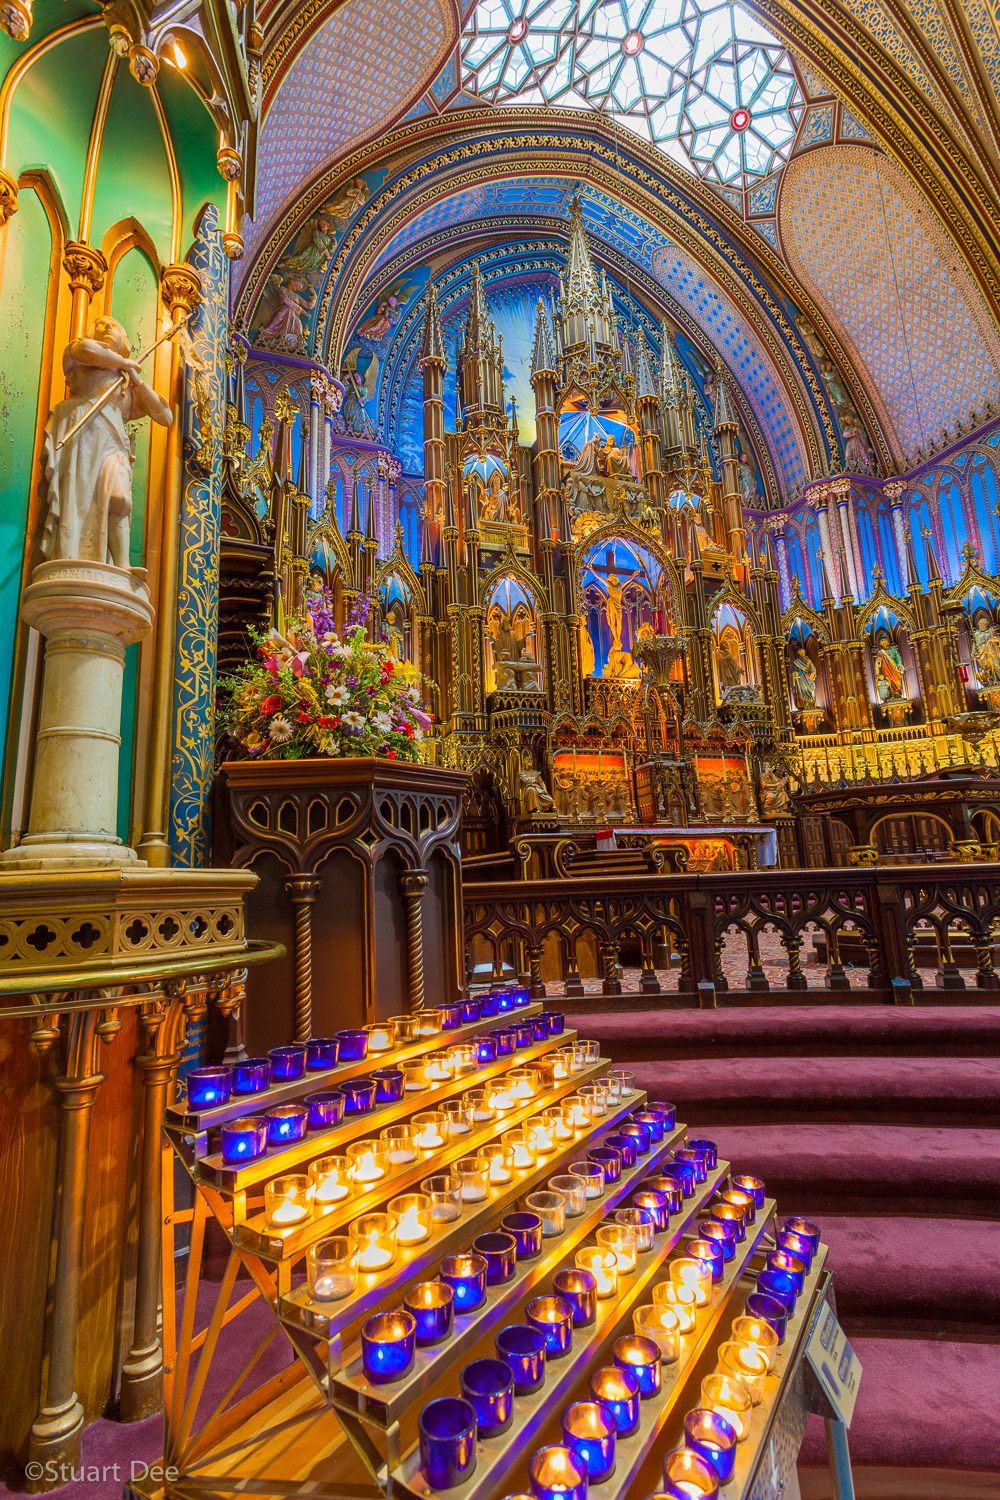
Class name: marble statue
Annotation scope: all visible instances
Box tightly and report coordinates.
[842,409,874,475]
[41,316,172,567]
[716,635,743,691]
[790,647,818,708]
[759,762,792,817]
[519,768,555,815]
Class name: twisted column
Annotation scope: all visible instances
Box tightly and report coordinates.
[285,875,321,1041]
[400,870,429,1012]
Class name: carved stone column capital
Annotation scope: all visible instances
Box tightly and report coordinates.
[160,262,202,320]
[63,241,107,299]
[0,164,18,223]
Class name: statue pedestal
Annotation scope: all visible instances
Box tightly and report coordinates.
[1,559,154,870]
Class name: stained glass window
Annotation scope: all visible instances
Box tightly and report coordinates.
[972,464,1000,573]
[877,507,903,595]
[461,0,805,192]
[941,482,967,582]
[857,506,877,600]
[805,514,823,606]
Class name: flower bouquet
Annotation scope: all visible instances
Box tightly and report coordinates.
[220,584,432,761]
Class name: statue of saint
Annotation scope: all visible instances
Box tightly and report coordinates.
[283,215,336,275]
[40,316,172,568]
[737,450,760,505]
[874,639,906,702]
[842,409,874,475]
[578,614,596,676]
[256,275,317,354]
[520,769,555,815]
[972,620,1000,687]
[758,762,792,818]
[480,469,509,523]
[790,647,818,708]
[716,635,743,691]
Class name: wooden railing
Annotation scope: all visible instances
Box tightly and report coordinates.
[462,863,1000,1006]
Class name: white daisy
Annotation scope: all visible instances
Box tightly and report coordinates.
[268,717,294,743]
[371,710,392,733]
[343,710,365,729]
[325,684,349,706]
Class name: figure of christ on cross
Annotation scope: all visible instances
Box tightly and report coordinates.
[588,547,649,656]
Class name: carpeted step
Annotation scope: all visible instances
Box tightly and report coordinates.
[576,1004,1000,1061]
[690,1124,1000,1218]
[626,1056,1000,1126]
[797,1336,1000,1473]
[814,1215,1000,1337]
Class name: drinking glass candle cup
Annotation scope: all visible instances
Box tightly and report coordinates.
[418,1398,477,1491]
[220,1116,268,1164]
[643,1176,683,1213]
[589,1366,640,1436]
[529,1117,555,1157]
[549,1173,587,1217]
[186,1067,232,1108]
[613,1334,661,1397]
[587,1147,622,1184]
[480,1141,514,1186]
[553,1268,597,1327]
[662,1446,720,1498]
[334,1031,368,1062]
[684,1408,738,1485]
[782,1215,821,1254]
[562,1401,616,1484]
[687,1137,719,1170]
[387,1014,419,1043]
[777,1229,815,1270]
[447,1043,478,1075]
[503,1130,536,1171]
[490,1080,517,1116]
[569,1161,604,1199]
[265,1175,311,1228]
[575,1246,618,1299]
[441,1099,473,1138]
[232,1058,270,1096]
[465,1089,495,1123]
[461,997,482,1023]
[473,1231,517,1285]
[550,1105,576,1143]
[732,1173,766,1209]
[361,1310,415,1384]
[653,1282,696,1334]
[412,1111,448,1152]
[732,1316,780,1370]
[566,1095,592,1130]
[477,1035,498,1065]
[380,1124,417,1167]
[346,1139,388,1186]
[420,1172,462,1223]
[424,1051,455,1084]
[340,1078,377,1116]
[495,1324,547,1393]
[718,1340,769,1404]
[388,1193,432,1247]
[306,1090,346,1129]
[371,1069,404,1105]
[350,1213,397,1272]
[460,1358,514,1438]
[767,1249,807,1292]
[266,1105,308,1145]
[720,1187,756,1225]
[579,1081,607,1116]
[699,1219,737,1261]
[528,1446,588,1500]
[756,1268,799,1313]
[616,1207,655,1253]
[309,1155,353,1206]
[415,1009,442,1036]
[526,1296,574,1358]
[363,1021,396,1053]
[402,1059,428,1093]
[526,1191,566,1237]
[439,1252,488,1312]
[686,1236,725,1284]
[508,1068,539,1101]
[578,1040,600,1065]
[609,1068,635,1097]
[633,1303,680,1362]
[603,1133,637,1170]
[745,1291,787,1344]
[597,1223,638,1274]
[307,1237,357,1301]
[501,1210,543,1259]
[455,1155,490,1203]
[603,1071,621,1102]
[268,1045,306,1080]
[701,1372,752,1439]
[710,1203,746,1241]
[670,1256,712,1306]
[632,1189,669,1233]
[404,1280,454,1345]
[634,1109,664,1144]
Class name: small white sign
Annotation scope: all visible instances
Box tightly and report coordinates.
[806,1304,862,1427]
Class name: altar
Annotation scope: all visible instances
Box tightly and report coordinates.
[600,824,778,871]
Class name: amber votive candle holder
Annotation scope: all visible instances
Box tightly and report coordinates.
[732,1314,780,1369]
[718,1339,769,1404]
[264,1174,311,1228]
[346,1141,388,1186]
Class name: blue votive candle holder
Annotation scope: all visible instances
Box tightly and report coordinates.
[440,1002,464,1030]
[532,1017,550,1041]
[699,1219,737,1261]
[777,1228,815,1270]
[662,1446,720,1498]
[675,1146,709,1184]
[745,1291,787,1343]
[620,1121,652,1155]
[526,1295,574,1358]
[494,1027,517,1056]
[403,1281,454,1346]
[782,1215,821,1254]
[513,986,531,1008]
[477,1035,498,1065]
[613,1334,661,1398]
[757,1267,799,1313]
[334,1029,368,1061]
[732,1173,766,1209]
[232,1057,270,1095]
[418,1397,477,1491]
[588,1147,622,1184]
[562,1400,616,1483]
[709,1203,746,1241]
[186,1066,233,1109]
[496,1324,547,1393]
[767,1249,807,1291]
[473,1231,517,1285]
[687,1235,725,1283]
[528,1447,587,1500]
[543,1011,565,1034]
[633,1109,664,1144]
[687,1137,718,1169]
[460,1358,514,1438]
[268,1045,306,1081]
[502,1211,543,1260]
[497,989,516,1012]
[371,1068,404,1104]
[553,1269,597,1328]
[684,1408,738,1484]
[603,1133,638,1170]
[664,1158,695,1195]
[632,1189,669,1233]
[360,1310,416,1384]
[305,1089,346,1129]
[647,1100,677,1130]
[515,1023,534,1048]
[340,1077,377,1115]
[306,1036,340,1070]
[220,1115,268,1165]
[461,997,482,1023]
[589,1365,640,1436]
[266,1104,308,1145]
[643,1175,684,1213]
[479,991,500,1018]
[439,1252,488,1312]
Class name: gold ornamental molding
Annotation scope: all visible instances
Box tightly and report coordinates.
[62,240,108,298]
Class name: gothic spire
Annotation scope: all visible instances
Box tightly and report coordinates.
[419,281,446,367]
[712,357,737,429]
[465,261,491,350]
[531,299,556,375]
[635,329,657,399]
[923,526,943,585]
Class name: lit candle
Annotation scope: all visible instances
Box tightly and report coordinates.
[613,1334,661,1398]
[412,1112,447,1151]
[508,1069,538,1100]
[220,1116,268,1165]
[308,1154,353,1206]
[575,1246,618,1299]
[687,1236,725,1284]
[530,1118,555,1155]
[490,1085,516,1115]
[360,1310,415,1383]
[528,1446,588,1500]
[567,1096,592,1129]
[503,1129,536,1171]
[553,1268,597,1328]
[347,1140,388,1183]
[717,1340,768,1404]
[653,1281,696,1333]
[683,1407,738,1485]
[633,1302,680,1362]
[186,1066,233,1109]
[479,1141,514,1184]
[561,1401,616,1483]
[781,1215,820,1254]
[265,1104,309,1145]
[671,1256,711,1305]
[363,1021,396,1053]
[439,1252,488,1311]
[731,1316,779,1370]
[700,1372,752,1440]
[350,1213,397,1272]
[776,1228,815,1270]
[719,1186,755,1224]
[632,1189,670,1233]
[403,1280,454,1345]
[767,1249,807,1292]
[710,1202,746,1242]
[589,1365,640,1436]
[307,1235,357,1302]
[597,1223,637,1274]
[389,1193,431,1246]
[264,1174,310,1228]
[634,1109,664,1144]
[424,1051,455,1083]
[662,1444,720,1498]
[698,1219,737,1262]
[379,1125,417,1167]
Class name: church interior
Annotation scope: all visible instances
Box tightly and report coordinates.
[0,0,998,1497]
